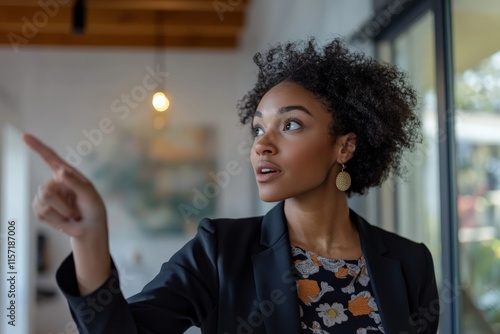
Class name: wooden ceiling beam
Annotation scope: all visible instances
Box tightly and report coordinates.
[0,0,249,48]
[0,33,239,48]
[0,22,242,37]
[0,8,246,26]
[0,0,249,12]
[89,0,249,12]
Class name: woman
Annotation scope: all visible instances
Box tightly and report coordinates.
[25,38,439,334]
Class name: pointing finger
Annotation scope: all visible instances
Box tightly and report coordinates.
[23,133,67,172]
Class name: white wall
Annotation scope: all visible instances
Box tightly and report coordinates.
[0,49,36,334]
[0,124,33,334]
[0,0,373,333]
[17,47,257,334]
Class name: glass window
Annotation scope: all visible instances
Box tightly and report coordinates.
[452,0,500,332]
[378,12,442,287]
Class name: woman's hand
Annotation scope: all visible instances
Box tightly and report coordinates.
[23,133,111,295]
[23,133,107,239]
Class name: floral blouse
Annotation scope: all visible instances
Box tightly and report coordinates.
[291,244,385,334]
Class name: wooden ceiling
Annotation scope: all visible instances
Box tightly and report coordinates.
[0,0,250,49]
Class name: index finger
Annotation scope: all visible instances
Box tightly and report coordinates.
[23,133,67,172]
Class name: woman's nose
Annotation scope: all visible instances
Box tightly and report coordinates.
[253,132,277,156]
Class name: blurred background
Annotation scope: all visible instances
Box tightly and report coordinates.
[0,0,498,333]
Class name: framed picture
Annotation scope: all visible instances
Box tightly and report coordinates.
[87,124,216,235]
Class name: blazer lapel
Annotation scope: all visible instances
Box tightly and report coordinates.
[351,210,415,334]
[251,202,302,334]
[251,204,415,334]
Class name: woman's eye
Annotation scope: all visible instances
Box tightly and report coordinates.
[252,126,264,137]
[285,120,301,131]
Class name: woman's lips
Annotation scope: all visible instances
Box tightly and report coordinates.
[255,161,282,182]
[256,170,281,182]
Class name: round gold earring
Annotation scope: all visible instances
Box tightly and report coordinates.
[336,163,351,191]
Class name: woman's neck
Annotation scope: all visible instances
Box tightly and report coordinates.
[284,194,362,260]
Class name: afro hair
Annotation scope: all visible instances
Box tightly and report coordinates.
[237,37,422,196]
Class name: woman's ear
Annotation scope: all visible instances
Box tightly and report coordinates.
[336,132,357,163]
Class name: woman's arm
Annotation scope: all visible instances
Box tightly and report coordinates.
[412,244,440,334]
[24,133,111,294]
[56,219,218,333]
[25,134,217,332]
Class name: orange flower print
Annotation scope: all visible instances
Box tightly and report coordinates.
[297,280,334,305]
[348,291,375,316]
[335,266,349,278]
[315,302,348,327]
[297,279,320,304]
[310,253,322,266]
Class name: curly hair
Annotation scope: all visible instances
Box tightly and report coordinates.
[237,37,422,196]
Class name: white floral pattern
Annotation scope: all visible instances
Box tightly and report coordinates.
[292,244,385,333]
[316,302,348,327]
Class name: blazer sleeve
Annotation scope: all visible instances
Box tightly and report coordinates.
[412,243,440,334]
[56,218,219,334]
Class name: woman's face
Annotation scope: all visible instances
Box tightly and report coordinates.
[250,81,341,202]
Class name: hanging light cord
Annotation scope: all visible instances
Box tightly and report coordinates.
[72,0,85,34]
[154,10,165,83]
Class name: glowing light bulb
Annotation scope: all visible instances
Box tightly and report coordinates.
[152,92,170,112]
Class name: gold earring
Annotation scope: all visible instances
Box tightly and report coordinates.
[336,163,351,191]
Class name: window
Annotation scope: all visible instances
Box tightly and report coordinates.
[452,0,500,331]
[377,11,442,290]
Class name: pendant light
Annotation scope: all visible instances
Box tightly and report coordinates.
[152,91,170,112]
[151,10,170,125]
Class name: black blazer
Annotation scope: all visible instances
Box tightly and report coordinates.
[57,201,439,334]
